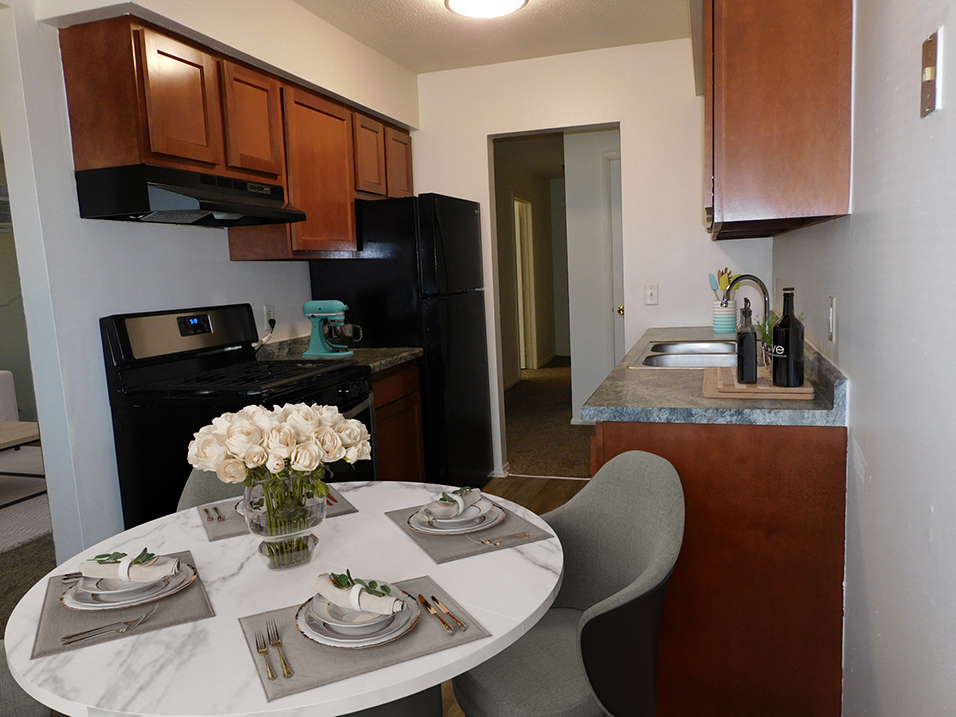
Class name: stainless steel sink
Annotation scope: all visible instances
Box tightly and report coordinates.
[629,339,737,368]
[648,341,735,354]
[640,353,736,367]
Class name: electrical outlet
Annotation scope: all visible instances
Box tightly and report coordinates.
[644,283,659,306]
[828,296,836,343]
[264,305,275,328]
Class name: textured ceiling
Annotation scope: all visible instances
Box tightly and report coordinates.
[291,0,691,73]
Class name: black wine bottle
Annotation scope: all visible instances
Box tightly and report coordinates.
[736,298,758,384]
[771,287,804,387]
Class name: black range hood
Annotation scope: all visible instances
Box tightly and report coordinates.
[74,164,306,227]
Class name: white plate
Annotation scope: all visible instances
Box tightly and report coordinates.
[430,498,494,528]
[61,564,198,611]
[78,575,170,597]
[407,503,506,536]
[295,591,420,648]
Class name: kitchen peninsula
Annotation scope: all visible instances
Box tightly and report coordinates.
[583,327,848,717]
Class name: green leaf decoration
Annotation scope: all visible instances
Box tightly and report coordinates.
[330,569,391,597]
[132,547,156,565]
[92,551,127,564]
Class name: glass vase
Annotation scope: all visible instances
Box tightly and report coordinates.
[242,472,327,570]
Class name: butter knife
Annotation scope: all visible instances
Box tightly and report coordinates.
[431,596,467,631]
[418,594,454,635]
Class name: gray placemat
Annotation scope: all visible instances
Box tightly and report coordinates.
[384,502,554,564]
[198,486,358,541]
[238,575,489,702]
[31,550,215,659]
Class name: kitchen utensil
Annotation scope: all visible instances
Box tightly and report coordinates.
[61,604,157,644]
[213,506,224,522]
[255,631,277,680]
[418,595,454,634]
[203,508,213,521]
[431,596,467,631]
[267,619,293,678]
[709,273,720,299]
[302,300,363,358]
[467,531,532,547]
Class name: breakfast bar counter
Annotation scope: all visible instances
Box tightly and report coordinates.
[583,326,849,717]
[581,326,847,427]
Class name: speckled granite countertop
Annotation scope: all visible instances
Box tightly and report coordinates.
[581,327,847,427]
[257,337,422,374]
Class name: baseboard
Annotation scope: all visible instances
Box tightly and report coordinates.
[535,352,557,369]
[503,375,520,390]
[507,472,589,481]
[490,462,510,478]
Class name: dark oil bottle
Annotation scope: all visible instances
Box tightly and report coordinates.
[736,298,758,383]
[771,287,804,387]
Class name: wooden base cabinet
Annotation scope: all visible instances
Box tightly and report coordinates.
[592,421,847,717]
[372,364,426,483]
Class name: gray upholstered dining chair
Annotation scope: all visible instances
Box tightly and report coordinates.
[0,639,51,716]
[176,468,245,511]
[452,450,685,717]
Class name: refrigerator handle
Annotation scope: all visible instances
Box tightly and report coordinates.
[433,201,453,296]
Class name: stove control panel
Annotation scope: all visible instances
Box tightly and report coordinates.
[177,314,213,336]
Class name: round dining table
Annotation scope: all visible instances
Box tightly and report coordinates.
[4,481,563,717]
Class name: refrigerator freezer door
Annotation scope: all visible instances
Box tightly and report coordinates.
[418,194,484,295]
[421,291,493,486]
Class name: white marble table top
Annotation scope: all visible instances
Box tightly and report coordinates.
[4,481,564,717]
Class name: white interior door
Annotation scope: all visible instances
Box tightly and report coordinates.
[607,153,625,363]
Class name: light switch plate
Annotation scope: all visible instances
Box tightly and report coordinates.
[828,296,836,343]
[644,283,659,305]
[922,29,940,117]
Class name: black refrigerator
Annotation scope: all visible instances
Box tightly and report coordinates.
[308,193,493,488]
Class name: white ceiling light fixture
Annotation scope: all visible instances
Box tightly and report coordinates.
[445,0,529,19]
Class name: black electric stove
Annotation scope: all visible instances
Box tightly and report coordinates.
[101,303,375,528]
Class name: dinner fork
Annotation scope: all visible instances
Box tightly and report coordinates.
[467,532,532,547]
[267,619,293,678]
[255,630,276,680]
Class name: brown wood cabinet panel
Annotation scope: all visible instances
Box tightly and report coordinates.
[372,364,421,408]
[60,17,144,171]
[137,28,223,165]
[221,61,284,176]
[592,421,846,717]
[353,114,387,195]
[707,0,851,239]
[285,88,356,252]
[374,392,426,482]
[385,127,413,198]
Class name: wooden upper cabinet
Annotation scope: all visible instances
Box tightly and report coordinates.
[137,28,223,166]
[220,61,284,176]
[285,88,356,252]
[385,127,413,198]
[352,114,387,195]
[707,0,851,239]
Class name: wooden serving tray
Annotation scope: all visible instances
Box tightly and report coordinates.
[703,367,815,401]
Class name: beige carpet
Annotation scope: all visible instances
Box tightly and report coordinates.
[503,356,592,478]
[0,446,51,553]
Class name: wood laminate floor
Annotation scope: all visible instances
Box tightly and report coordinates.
[440,474,588,717]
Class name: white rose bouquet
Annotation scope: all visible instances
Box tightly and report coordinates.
[187,403,371,569]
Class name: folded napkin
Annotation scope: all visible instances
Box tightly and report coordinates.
[314,573,405,616]
[79,555,181,583]
[416,488,482,522]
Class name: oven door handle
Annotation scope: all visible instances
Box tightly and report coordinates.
[343,395,373,419]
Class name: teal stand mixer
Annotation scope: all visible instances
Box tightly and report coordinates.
[302,300,363,358]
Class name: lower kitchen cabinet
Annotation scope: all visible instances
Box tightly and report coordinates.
[373,363,426,482]
[591,421,847,717]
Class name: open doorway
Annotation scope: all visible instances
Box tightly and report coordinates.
[0,134,51,557]
[493,127,622,479]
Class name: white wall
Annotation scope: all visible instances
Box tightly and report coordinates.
[772,1,956,713]
[415,41,772,473]
[550,178,570,356]
[564,128,621,422]
[0,0,415,560]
